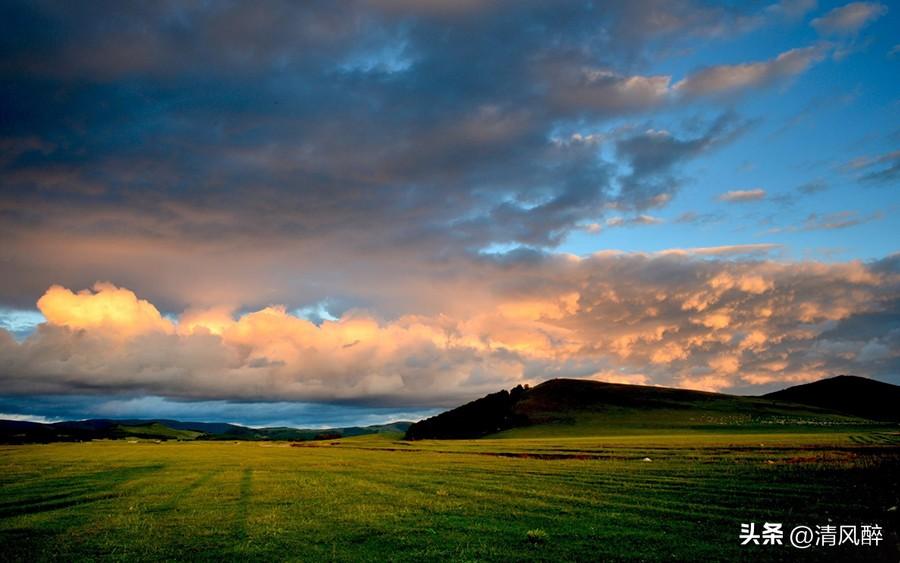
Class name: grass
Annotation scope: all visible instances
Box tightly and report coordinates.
[116,423,204,441]
[0,430,898,561]
[500,387,883,439]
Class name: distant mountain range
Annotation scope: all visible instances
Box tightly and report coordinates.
[405,375,899,440]
[0,418,412,444]
[3,375,896,444]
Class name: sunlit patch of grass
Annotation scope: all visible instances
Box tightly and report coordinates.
[0,430,897,561]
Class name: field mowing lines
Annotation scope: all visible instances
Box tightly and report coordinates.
[340,465,588,513]
[146,468,221,514]
[0,489,118,520]
[338,472,576,516]
[1,463,165,498]
[444,458,869,493]
[422,463,829,511]
[548,468,839,494]
[383,470,768,522]
[320,468,435,506]
[326,440,881,463]
[0,465,169,529]
[248,466,425,523]
[235,467,253,542]
[343,461,762,523]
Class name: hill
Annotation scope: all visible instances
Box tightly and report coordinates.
[405,376,892,439]
[763,375,900,422]
[0,418,412,444]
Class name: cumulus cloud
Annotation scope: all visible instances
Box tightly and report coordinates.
[1,253,897,403]
[37,283,174,338]
[718,188,767,202]
[811,2,888,35]
[674,46,826,95]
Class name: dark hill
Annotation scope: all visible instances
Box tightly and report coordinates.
[404,386,530,440]
[405,377,891,439]
[763,375,900,422]
[0,418,412,444]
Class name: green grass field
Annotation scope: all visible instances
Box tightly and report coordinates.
[1,431,898,562]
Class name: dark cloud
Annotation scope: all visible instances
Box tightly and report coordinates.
[614,113,753,209]
[0,1,792,312]
[0,394,439,427]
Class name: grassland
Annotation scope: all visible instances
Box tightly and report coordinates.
[1,429,898,562]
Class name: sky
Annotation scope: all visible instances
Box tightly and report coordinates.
[0,0,898,427]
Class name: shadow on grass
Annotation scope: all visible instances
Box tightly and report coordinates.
[0,464,165,519]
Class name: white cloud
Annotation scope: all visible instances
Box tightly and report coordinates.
[718,188,767,202]
[812,2,888,35]
[674,46,826,95]
[0,413,62,424]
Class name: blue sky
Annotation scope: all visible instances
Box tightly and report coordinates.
[0,1,897,427]
[560,7,899,259]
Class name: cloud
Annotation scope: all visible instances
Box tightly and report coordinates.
[0,412,62,424]
[552,43,828,115]
[797,179,828,194]
[605,215,664,228]
[654,243,782,256]
[37,283,174,338]
[614,113,753,209]
[0,2,837,319]
[768,210,883,233]
[0,1,895,411]
[852,150,900,184]
[718,188,767,202]
[811,2,888,35]
[0,395,439,428]
[587,371,651,386]
[1,253,896,403]
[766,0,819,20]
[674,46,826,96]
[674,211,724,225]
[801,210,882,231]
[545,65,673,115]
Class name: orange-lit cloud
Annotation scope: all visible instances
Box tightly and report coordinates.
[37,282,174,337]
[1,253,898,404]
